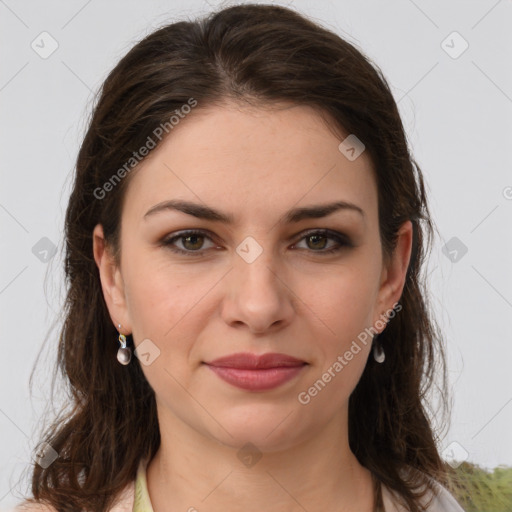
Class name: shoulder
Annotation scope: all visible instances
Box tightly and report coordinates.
[426,480,466,512]
[11,480,135,512]
[382,477,466,512]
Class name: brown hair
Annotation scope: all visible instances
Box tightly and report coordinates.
[20,4,458,511]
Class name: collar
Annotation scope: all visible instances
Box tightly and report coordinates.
[133,457,154,512]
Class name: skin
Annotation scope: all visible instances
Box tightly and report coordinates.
[93,100,412,512]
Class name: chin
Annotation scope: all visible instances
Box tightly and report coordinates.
[204,406,311,453]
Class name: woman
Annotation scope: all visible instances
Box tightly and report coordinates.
[15,4,466,511]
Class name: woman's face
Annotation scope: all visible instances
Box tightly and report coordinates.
[94,101,411,451]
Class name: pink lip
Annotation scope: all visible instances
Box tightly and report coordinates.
[204,352,307,391]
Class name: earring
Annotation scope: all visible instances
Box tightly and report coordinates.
[373,334,385,363]
[116,324,132,365]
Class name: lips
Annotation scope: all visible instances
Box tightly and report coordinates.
[205,352,306,369]
[204,352,307,391]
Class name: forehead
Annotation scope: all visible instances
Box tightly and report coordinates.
[122,102,377,225]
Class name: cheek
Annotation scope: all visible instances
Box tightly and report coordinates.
[301,261,379,398]
[122,250,225,363]
[301,274,376,407]
[121,249,194,339]
[315,262,380,333]
[123,260,206,399]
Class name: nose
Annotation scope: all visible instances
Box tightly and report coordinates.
[220,245,295,335]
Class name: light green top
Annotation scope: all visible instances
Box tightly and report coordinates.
[133,458,154,512]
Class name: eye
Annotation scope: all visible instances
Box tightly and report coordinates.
[161,230,217,255]
[291,229,351,254]
[161,229,351,257]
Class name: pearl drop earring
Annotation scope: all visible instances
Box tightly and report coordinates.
[373,334,385,363]
[116,324,132,365]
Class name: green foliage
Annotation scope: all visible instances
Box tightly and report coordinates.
[446,461,512,511]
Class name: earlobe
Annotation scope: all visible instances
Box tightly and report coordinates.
[376,220,413,324]
[92,224,132,333]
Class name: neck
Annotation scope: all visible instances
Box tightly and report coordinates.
[146,406,375,512]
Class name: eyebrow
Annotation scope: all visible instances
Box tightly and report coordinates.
[143,199,365,224]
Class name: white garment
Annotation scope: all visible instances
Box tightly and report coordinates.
[382,478,466,511]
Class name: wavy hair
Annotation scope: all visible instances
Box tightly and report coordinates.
[20,4,458,511]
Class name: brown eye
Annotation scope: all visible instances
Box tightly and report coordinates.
[181,233,206,251]
[162,230,216,256]
[305,233,329,250]
[293,229,350,254]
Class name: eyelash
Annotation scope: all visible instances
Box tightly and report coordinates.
[161,229,351,257]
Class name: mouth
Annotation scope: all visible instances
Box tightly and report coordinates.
[205,351,307,369]
[203,352,308,391]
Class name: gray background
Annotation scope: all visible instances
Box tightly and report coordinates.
[1,0,511,509]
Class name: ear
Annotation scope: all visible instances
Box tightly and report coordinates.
[92,224,132,334]
[373,220,413,330]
